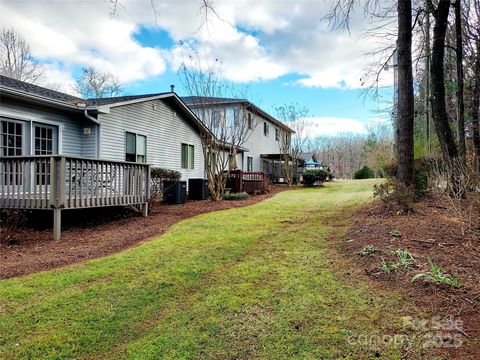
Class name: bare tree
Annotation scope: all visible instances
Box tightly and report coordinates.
[75,67,122,99]
[274,104,309,187]
[0,27,43,83]
[179,56,256,200]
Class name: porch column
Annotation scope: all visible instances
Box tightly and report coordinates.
[53,209,62,240]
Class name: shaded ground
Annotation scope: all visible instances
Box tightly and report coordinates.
[343,192,480,359]
[0,180,428,359]
[0,186,288,279]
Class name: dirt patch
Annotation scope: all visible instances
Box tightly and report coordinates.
[0,186,289,280]
[342,193,480,359]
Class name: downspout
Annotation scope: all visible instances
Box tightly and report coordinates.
[83,109,101,158]
[84,109,100,124]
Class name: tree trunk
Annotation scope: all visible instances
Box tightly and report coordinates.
[396,0,415,187]
[455,0,466,159]
[472,38,480,170]
[431,0,459,162]
[425,4,431,144]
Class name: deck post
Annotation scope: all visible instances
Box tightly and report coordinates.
[142,202,148,217]
[53,209,62,240]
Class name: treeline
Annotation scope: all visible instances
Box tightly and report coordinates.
[306,123,394,179]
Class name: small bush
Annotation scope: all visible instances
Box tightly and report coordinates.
[373,180,415,212]
[382,159,432,198]
[303,169,329,187]
[149,167,182,210]
[0,209,26,245]
[354,165,375,179]
[223,192,250,201]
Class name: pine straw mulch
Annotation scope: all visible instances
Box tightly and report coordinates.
[342,192,480,360]
[0,185,290,280]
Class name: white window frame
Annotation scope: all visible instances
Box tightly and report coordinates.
[0,109,63,155]
[125,131,147,163]
[181,143,195,169]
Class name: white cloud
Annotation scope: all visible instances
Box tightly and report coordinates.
[0,0,167,86]
[300,117,367,137]
[0,0,395,90]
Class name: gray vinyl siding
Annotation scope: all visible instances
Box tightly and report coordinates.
[0,97,97,157]
[98,99,205,181]
[80,125,98,158]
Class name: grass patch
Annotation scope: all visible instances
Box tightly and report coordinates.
[0,179,423,359]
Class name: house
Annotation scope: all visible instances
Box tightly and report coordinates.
[0,75,208,239]
[299,153,324,170]
[182,96,295,181]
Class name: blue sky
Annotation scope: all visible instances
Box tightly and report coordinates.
[131,25,394,129]
[1,0,395,135]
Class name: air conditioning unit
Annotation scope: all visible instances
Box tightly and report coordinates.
[163,181,187,204]
[188,178,210,200]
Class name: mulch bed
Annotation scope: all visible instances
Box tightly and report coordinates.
[342,193,480,359]
[0,186,289,280]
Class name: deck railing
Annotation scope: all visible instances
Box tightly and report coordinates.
[0,155,151,239]
[0,155,151,210]
[226,170,266,194]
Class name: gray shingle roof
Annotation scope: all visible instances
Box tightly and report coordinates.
[0,75,84,104]
[182,96,245,105]
[0,75,170,107]
[182,96,295,134]
[87,93,169,106]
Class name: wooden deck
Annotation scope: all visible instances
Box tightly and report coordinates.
[226,170,267,194]
[1,155,150,239]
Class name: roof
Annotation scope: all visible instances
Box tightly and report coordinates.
[0,75,84,104]
[299,152,320,163]
[0,75,209,135]
[87,93,169,106]
[0,76,174,109]
[182,96,295,134]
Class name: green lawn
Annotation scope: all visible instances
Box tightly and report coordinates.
[0,180,421,359]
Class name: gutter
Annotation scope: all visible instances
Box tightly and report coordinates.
[83,109,100,124]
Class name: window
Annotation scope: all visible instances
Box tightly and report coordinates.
[233,109,240,126]
[275,128,280,141]
[212,110,225,128]
[126,132,147,163]
[1,120,23,156]
[247,156,253,172]
[181,143,194,169]
[1,120,24,185]
[263,122,269,136]
[247,113,253,129]
[34,125,54,155]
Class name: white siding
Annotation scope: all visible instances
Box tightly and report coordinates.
[240,110,289,172]
[189,105,288,172]
[98,99,205,181]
